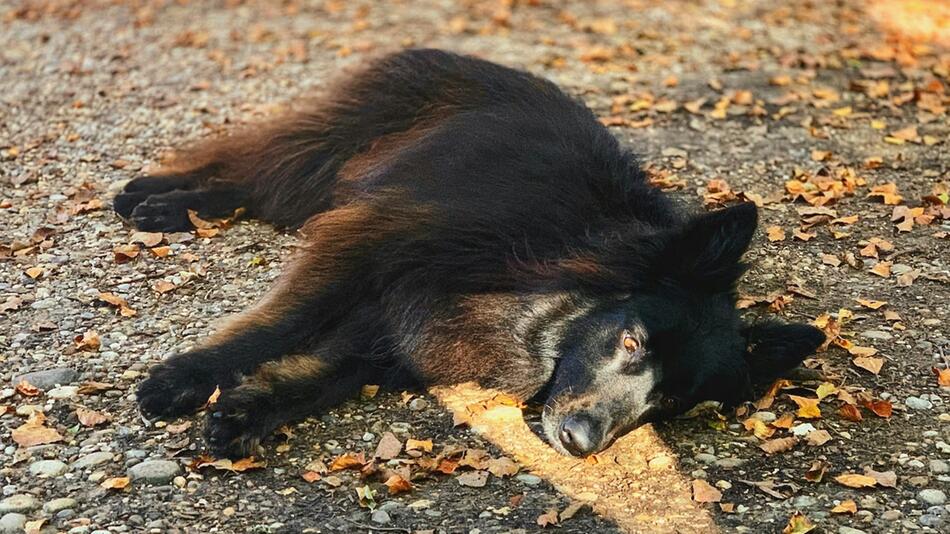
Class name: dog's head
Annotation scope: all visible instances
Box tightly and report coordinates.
[539,203,825,456]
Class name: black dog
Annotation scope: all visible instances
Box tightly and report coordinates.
[118,49,824,458]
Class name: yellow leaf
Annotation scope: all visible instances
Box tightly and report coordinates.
[815,382,838,400]
[789,395,821,419]
[831,500,857,514]
[783,511,816,534]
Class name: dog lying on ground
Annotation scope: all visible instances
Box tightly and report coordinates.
[117,49,824,458]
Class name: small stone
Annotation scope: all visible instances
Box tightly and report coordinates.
[838,527,867,534]
[72,451,114,470]
[918,489,946,505]
[47,386,79,399]
[29,460,68,477]
[881,510,902,521]
[695,453,717,464]
[905,396,932,410]
[408,398,429,411]
[859,330,892,341]
[750,411,776,423]
[929,460,949,474]
[371,510,391,524]
[0,495,39,514]
[715,457,745,469]
[11,368,78,390]
[793,495,817,508]
[791,423,816,437]
[43,498,77,513]
[127,460,180,484]
[919,514,944,528]
[648,455,673,470]
[515,474,541,486]
[0,513,27,533]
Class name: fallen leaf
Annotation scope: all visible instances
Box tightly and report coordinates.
[692,479,722,503]
[100,477,130,490]
[97,292,136,317]
[789,395,821,419]
[853,356,884,375]
[113,244,140,263]
[486,456,519,477]
[783,511,816,534]
[301,470,322,483]
[537,508,560,528]
[767,226,786,242]
[360,384,379,398]
[73,330,101,352]
[805,429,832,446]
[457,470,489,488]
[759,437,799,455]
[130,231,164,247]
[831,500,857,514]
[835,473,876,488]
[855,299,887,310]
[11,412,63,447]
[406,438,433,453]
[15,379,41,396]
[861,399,892,418]
[152,280,176,294]
[384,474,413,495]
[804,460,829,483]
[933,367,950,387]
[864,468,897,488]
[867,183,902,205]
[76,407,110,427]
[743,417,776,440]
[839,403,863,422]
[355,485,376,508]
[192,455,266,472]
[815,382,838,400]
[329,452,365,471]
[373,432,402,460]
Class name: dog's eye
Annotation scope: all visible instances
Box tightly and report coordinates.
[622,331,639,353]
[662,396,682,412]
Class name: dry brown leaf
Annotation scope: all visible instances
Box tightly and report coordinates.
[767,226,786,242]
[855,298,887,309]
[934,367,950,387]
[384,474,413,495]
[76,407,110,427]
[457,470,489,488]
[835,473,876,488]
[130,231,164,247]
[12,412,63,447]
[97,292,136,317]
[743,417,776,440]
[113,244,140,263]
[537,508,560,528]
[865,468,898,488]
[867,183,903,205]
[839,403,863,422]
[759,437,799,455]
[853,356,885,375]
[692,479,722,503]
[73,330,101,352]
[804,460,829,483]
[15,379,41,396]
[870,261,892,277]
[192,455,266,472]
[360,384,379,398]
[861,399,893,418]
[329,452,365,471]
[805,429,832,446]
[486,456,519,477]
[406,438,433,453]
[152,280,176,294]
[373,432,402,460]
[100,477,130,490]
[831,500,857,514]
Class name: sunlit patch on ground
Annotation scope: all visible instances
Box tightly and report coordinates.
[868,0,950,46]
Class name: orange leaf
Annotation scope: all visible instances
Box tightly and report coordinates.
[933,367,950,387]
[839,403,863,422]
[100,477,131,490]
[76,407,110,427]
[759,437,799,455]
[11,412,63,447]
[329,452,366,471]
[767,226,786,242]
[384,474,413,495]
[853,356,884,375]
[861,399,892,418]
[831,500,857,514]
[835,473,876,488]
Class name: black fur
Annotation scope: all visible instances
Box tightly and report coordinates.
[120,49,824,458]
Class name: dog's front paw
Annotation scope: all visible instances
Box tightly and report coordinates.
[137,358,220,418]
[205,385,276,459]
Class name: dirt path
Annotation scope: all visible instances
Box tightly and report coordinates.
[1,1,948,533]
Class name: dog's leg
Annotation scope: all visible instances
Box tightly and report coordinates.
[136,202,418,418]
[203,354,391,458]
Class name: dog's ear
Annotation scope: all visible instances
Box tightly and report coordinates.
[662,202,758,290]
[743,321,825,384]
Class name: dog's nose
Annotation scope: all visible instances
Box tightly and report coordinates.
[559,414,600,456]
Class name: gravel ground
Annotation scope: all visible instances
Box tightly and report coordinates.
[1,1,948,533]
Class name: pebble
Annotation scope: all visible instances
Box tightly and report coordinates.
[11,368,78,390]
[128,460,181,484]
[905,396,933,410]
[715,457,745,469]
[44,497,77,513]
[791,423,816,437]
[47,386,79,399]
[881,510,902,521]
[408,398,429,411]
[792,495,817,508]
[695,453,717,464]
[929,460,949,474]
[750,411,776,423]
[918,489,946,505]
[72,451,114,470]
[0,495,39,514]
[29,459,68,477]
[515,474,541,486]
[859,330,892,341]
[371,510,391,524]
[838,527,867,534]
[0,513,26,534]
